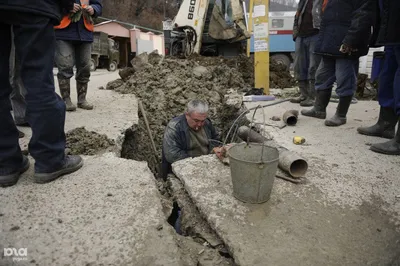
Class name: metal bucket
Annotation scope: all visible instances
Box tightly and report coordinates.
[227,142,279,204]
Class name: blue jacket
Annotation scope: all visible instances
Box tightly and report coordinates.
[55,0,102,42]
[0,0,73,25]
[315,0,375,58]
[160,114,219,179]
[373,0,400,46]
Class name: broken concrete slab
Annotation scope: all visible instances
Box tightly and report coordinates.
[173,155,400,266]
[0,154,183,266]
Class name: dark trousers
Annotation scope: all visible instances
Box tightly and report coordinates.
[294,34,321,82]
[378,45,400,116]
[55,40,91,83]
[0,11,66,175]
[315,56,358,97]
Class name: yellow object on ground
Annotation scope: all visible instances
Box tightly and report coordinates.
[293,136,306,145]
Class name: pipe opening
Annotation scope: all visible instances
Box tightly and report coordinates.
[286,116,297,126]
[289,159,308,178]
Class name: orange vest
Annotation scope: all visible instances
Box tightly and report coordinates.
[54,0,94,32]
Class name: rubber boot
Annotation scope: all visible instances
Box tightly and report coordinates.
[325,95,353,127]
[301,89,332,119]
[58,78,76,112]
[34,155,84,183]
[290,80,307,103]
[77,82,93,110]
[370,119,400,155]
[357,107,397,139]
[300,80,316,107]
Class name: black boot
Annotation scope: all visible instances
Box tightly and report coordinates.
[301,89,332,119]
[300,79,316,107]
[357,107,397,139]
[370,119,400,155]
[325,95,353,127]
[290,80,307,104]
[58,78,76,112]
[77,82,93,110]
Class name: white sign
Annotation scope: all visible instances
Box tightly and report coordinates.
[254,40,269,52]
[162,20,173,31]
[4,248,28,262]
[253,5,266,18]
[253,23,269,39]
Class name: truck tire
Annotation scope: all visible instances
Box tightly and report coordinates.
[90,59,97,72]
[108,61,117,72]
[271,54,291,70]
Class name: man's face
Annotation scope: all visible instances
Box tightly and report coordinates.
[185,112,208,131]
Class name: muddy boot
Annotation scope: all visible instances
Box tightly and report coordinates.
[58,78,76,112]
[290,81,307,104]
[301,89,331,119]
[300,80,316,107]
[357,107,397,139]
[370,119,400,155]
[77,82,93,110]
[325,95,353,127]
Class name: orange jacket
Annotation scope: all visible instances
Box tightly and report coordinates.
[54,0,94,32]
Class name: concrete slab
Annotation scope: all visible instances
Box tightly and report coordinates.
[0,154,183,266]
[173,155,400,266]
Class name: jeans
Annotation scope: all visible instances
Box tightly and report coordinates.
[9,30,27,125]
[0,11,66,175]
[294,34,321,82]
[378,45,400,116]
[55,40,91,83]
[315,56,358,97]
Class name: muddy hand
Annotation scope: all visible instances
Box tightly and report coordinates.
[71,3,81,13]
[85,5,94,15]
[213,147,226,160]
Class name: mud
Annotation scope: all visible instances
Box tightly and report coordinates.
[66,127,115,155]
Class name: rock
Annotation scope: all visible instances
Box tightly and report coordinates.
[171,87,184,95]
[148,50,163,66]
[131,53,151,71]
[193,66,209,79]
[271,116,281,121]
[106,79,124,90]
[119,68,136,82]
[98,86,105,90]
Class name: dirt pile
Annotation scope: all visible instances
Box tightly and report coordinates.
[110,52,248,173]
[66,127,115,155]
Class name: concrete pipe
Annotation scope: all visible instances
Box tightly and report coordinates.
[282,110,299,126]
[236,126,308,178]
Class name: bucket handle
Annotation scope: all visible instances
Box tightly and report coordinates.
[224,105,267,162]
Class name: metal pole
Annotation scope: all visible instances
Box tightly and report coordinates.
[251,0,270,95]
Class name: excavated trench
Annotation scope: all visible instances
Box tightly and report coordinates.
[67,52,295,264]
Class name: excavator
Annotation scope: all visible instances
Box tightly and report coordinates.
[164,0,251,57]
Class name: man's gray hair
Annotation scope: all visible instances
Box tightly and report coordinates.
[187,99,209,114]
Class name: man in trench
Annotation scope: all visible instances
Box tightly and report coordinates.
[161,99,221,179]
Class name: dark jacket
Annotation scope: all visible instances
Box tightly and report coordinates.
[160,114,219,179]
[293,0,323,40]
[0,0,73,24]
[315,0,375,58]
[371,0,400,46]
[55,0,102,42]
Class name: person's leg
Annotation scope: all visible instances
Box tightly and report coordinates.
[302,34,321,107]
[0,20,29,187]
[291,37,309,103]
[325,58,357,126]
[370,45,400,155]
[75,42,93,110]
[358,46,397,138]
[55,39,76,111]
[301,56,336,119]
[12,13,83,181]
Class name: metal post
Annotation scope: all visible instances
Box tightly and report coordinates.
[250,0,269,95]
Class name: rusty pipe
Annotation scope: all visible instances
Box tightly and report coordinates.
[283,110,299,126]
[236,126,308,178]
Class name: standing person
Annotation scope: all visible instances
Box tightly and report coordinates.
[301,0,375,126]
[54,0,102,112]
[358,0,400,155]
[0,0,83,187]
[291,0,323,107]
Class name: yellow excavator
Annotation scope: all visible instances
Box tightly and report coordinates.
[163,0,251,57]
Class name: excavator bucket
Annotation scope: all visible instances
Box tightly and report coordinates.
[208,0,251,42]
